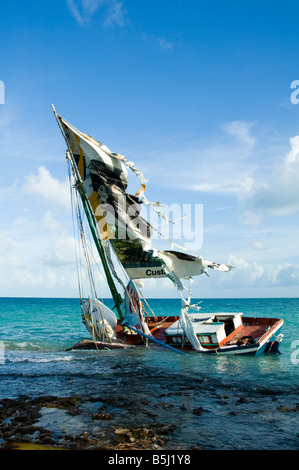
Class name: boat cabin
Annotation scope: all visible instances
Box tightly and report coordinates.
[165,312,243,348]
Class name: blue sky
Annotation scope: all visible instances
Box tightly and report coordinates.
[1,0,299,298]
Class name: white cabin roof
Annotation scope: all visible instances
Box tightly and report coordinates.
[165,312,243,336]
[165,320,225,336]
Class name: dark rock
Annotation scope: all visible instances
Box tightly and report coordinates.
[193,407,208,416]
[92,412,114,420]
[237,396,247,404]
[277,405,297,412]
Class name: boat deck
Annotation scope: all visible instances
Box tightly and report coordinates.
[222,317,282,346]
[117,315,283,350]
[221,323,267,346]
[149,315,283,349]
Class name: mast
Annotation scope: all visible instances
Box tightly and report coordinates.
[51,105,124,322]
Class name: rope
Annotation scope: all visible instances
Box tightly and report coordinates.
[68,159,114,343]
[67,158,83,301]
[137,289,157,321]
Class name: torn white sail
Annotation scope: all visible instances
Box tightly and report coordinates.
[53,109,235,297]
[179,299,206,351]
[125,250,234,289]
[177,282,207,351]
[124,280,152,335]
[81,298,118,341]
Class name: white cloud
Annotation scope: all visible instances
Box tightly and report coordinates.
[215,255,299,290]
[226,255,264,285]
[157,38,173,51]
[249,261,264,283]
[238,134,299,224]
[67,0,127,27]
[66,0,105,25]
[42,211,64,232]
[253,241,264,250]
[269,263,299,286]
[66,0,84,25]
[36,235,79,267]
[0,227,83,296]
[21,166,70,210]
[104,1,127,27]
[148,120,257,195]
[222,120,256,149]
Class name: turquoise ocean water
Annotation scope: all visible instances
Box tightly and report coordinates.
[0,297,298,450]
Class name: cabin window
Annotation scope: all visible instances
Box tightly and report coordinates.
[172,336,182,343]
[199,334,218,345]
[199,335,211,344]
[211,334,218,344]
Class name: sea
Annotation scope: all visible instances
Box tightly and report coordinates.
[0,297,298,451]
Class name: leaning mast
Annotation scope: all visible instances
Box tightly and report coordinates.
[51,105,124,322]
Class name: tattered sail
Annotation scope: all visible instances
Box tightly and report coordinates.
[81,298,118,341]
[53,106,285,357]
[53,110,234,294]
[124,280,152,335]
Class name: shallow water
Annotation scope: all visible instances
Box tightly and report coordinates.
[0,297,298,450]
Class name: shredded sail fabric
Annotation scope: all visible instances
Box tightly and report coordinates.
[53,109,234,293]
[179,298,206,351]
[124,249,234,293]
[159,251,234,280]
[135,187,179,225]
[178,282,207,351]
[81,298,118,341]
[124,280,152,335]
[52,106,240,355]
[57,116,153,245]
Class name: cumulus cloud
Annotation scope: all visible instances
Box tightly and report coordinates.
[173,122,299,228]
[269,263,299,286]
[21,166,70,210]
[227,255,264,285]
[238,134,299,224]
[222,255,299,289]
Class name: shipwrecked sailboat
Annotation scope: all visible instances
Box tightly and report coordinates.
[52,106,283,356]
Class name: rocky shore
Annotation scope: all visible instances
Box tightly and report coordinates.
[1,388,299,451]
[1,362,299,451]
[0,394,188,451]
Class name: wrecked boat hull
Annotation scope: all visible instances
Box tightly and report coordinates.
[66,316,284,356]
[120,316,284,355]
[165,320,284,355]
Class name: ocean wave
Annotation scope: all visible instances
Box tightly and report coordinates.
[5,355,75,364]
[2,341,43,351]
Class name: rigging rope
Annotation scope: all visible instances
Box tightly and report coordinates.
[68,158,113,342]
[67,158,83,302]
